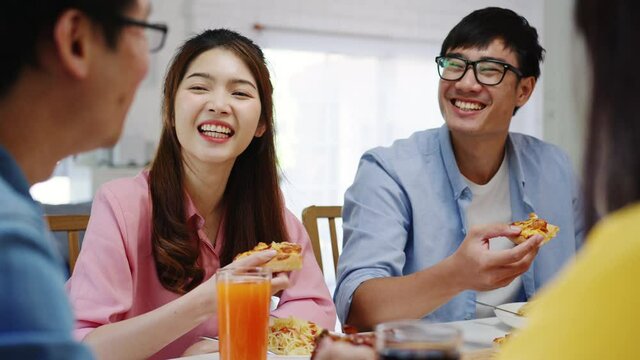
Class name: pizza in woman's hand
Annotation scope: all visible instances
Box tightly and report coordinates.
[510,213,559,245]
[234,241,303,272]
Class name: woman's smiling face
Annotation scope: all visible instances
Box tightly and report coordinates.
[174,47,264,169]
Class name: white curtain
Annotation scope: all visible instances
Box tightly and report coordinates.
[266,45,444,221]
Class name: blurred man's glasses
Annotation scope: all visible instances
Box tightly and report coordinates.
[117,16,168,53]
[435,56,523,86]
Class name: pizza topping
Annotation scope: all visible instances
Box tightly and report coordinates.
[234,242,301,260]
[510,213,559,245]
[233,241,303,272]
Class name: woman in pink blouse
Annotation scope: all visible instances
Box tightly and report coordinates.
[66,29,336,360]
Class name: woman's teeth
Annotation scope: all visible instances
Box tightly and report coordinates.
[199,124,231,134]
[199,124,233,138]
[201,131,229,138]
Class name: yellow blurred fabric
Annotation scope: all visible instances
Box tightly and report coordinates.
[497,203,640,359]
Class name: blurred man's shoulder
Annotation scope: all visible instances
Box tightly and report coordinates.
[0,178,39,222]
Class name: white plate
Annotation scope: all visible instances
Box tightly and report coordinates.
[494,302,526,329]
[174,353,309,359]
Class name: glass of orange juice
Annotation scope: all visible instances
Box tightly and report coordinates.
[217,267,271,360]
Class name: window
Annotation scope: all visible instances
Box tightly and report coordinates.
[265,44,443,222]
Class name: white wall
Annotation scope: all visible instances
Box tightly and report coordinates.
[109,0,191,166]
[188,0,541,43]
[542,0,589,173]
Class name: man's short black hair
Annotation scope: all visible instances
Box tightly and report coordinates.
[440,7,545,80]
[0,0,136,98]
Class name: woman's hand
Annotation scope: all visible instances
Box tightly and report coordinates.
[190,250,291,314]
[224,249,291,295]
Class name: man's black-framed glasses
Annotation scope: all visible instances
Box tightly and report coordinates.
[118,16,168,53]
[435,56,523,86]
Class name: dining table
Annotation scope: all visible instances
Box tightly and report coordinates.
[173,316,511,360]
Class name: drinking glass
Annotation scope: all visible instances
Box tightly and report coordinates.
[217,267,271,360]
[376,320,462,360]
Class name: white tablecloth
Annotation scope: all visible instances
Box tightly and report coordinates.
[174,317,512,359]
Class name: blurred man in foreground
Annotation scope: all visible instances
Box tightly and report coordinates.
[0,0,166,357]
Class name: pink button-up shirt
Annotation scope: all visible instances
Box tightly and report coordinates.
[66,172,336,359]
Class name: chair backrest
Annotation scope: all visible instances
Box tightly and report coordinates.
[301,205,342,274]
[45,215,90,273]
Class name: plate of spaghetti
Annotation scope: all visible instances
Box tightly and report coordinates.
[268,316,323,356]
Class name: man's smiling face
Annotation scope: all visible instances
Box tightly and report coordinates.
[438,38,535,139]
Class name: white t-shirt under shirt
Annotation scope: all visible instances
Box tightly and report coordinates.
[462,154,523,318]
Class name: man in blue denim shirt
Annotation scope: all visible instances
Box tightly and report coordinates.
[0,0,165,357]
[335,7,584,329]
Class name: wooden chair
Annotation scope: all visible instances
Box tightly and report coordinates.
[45,215,90,273]
[301,205,342,274]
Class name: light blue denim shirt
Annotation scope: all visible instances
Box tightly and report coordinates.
[334,125,584,323]
[0,145,93,359]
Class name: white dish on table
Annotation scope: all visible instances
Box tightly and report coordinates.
[494,302,526,329]
[172,353,310,359]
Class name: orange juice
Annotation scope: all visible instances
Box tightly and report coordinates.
[217,269,271,360]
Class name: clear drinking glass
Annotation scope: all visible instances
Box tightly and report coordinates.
[217,267,272,360]
[376,320,462,360]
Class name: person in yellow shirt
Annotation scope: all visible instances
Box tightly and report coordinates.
[497,0,640,358]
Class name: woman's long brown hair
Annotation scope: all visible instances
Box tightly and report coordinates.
[149,29,288,294]
[577,0,640,232]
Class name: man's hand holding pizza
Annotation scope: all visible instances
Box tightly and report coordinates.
[446,223,544,292]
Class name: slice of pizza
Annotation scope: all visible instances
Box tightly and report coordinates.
[311,329,375,359]
[510,213,559,245]
[234,241,303,272]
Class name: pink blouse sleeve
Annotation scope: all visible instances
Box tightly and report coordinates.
[66,184,136,340]
[271,210,337,330]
